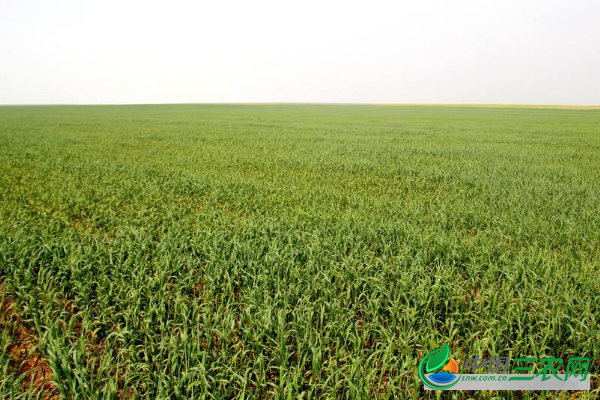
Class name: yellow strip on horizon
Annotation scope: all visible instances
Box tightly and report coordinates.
[374,103,600,110]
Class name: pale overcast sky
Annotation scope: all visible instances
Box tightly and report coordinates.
[0,0,599,105]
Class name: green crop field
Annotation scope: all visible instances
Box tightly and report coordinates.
[0,104,599,399]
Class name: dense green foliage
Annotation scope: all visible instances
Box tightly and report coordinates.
[0,105,599,399]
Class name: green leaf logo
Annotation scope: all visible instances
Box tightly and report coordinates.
[418,343,459,390]
[426,343,450,373]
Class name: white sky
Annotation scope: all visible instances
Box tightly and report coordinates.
[0,0,599,105]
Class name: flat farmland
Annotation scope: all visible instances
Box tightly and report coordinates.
[0,104,599,399]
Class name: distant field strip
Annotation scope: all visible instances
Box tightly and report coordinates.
[375,103,600,110]
[0,105,599,399]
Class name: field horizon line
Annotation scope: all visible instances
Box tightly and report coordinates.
[0,102,599,110]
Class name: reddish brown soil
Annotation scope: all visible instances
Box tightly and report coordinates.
[1,292,59,399]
